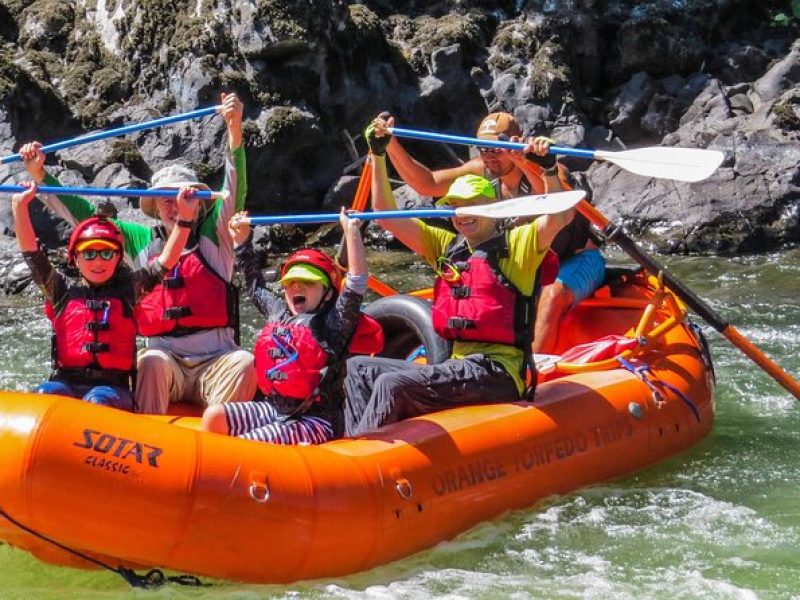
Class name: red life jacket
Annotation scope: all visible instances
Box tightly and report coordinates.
[47,287,137,375]
[254,312,383,401]
[432,233,533,350]
[133,249,236,337]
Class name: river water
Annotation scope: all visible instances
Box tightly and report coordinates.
[0,248,798,599]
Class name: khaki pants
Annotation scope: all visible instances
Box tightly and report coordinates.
[135,348,257,414]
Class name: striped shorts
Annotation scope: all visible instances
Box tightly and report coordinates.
[224,401,333,445]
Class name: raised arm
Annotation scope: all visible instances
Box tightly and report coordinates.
[222,92,243,153]
[203,92,246,248]
[156,187,198,269]
[533,164,575,252]
[19,141,95,224]
[11,183,39,252]
[506,136,576,253]
[339,207,367,279]
[376,114,478,197]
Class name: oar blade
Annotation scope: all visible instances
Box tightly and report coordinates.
[595,147,725,182]
[457,190,586,219]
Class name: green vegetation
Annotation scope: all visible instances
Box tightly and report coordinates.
[19,0,74,51]
[772,98,800,130]
[263,106,309,143]
[772,0,800,25]
[0,46,20,97]
[104,140,148,177]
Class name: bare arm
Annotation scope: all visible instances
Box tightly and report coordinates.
[156,187,198,270]
[535,167,575,252]
[11,184,39,252]
[221,92,243,152]
[504,136,575,252]
[20,142,46,184]
[370,154,427,256]
[339,207,367,278]
[375,114,480,196]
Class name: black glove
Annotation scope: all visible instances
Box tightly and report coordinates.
[523,135,557,170]
[527,152,557,170]
[365,119,391,156]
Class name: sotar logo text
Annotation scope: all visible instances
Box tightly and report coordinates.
[74,429,163,468]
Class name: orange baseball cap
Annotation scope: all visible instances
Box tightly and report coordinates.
[476,112,521,140]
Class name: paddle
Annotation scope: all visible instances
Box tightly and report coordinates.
[0,184,223,200]
[575,200,800,400]
[388,127,725,183]
[243,190,587,226]
[1,106,221,165]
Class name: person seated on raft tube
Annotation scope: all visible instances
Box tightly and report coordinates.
[342,125,573,437]
[371,111,606,355]
[201,209,383,444]
[19,93,257,413]
[12,183,199,411]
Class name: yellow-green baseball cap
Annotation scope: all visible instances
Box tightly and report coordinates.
[436,174,497,207]
[279,264,331,288]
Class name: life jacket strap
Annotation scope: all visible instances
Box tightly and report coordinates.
[163,306,192,320]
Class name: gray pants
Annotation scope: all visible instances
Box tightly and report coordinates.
[344,354,519,436]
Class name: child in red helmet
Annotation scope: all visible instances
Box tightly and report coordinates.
[12,183,199,410]
[200,209,383,444]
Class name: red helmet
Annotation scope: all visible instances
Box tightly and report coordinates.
[280,248,342,291]
[67,217,124,265]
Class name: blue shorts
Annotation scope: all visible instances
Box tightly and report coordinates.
[556,249,606,307]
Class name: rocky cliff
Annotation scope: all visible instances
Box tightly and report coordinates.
[0,0,799,279]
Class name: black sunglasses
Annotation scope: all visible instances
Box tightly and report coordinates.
[81,248,118,261]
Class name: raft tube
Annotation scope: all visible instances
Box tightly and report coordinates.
[0,271,714,583]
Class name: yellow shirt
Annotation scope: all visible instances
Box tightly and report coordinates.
[416,219,546,394]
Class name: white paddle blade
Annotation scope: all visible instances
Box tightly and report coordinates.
[456,190,587,219]
[595,147,725,182]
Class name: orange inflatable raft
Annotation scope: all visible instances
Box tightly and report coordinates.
[0,269,714,584]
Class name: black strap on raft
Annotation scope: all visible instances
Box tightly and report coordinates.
[0,504,208,589]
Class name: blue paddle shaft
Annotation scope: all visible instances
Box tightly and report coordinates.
[387,127,596,160]
[248,209,456,225]
[1,106,221,165]
[0,185,218,199]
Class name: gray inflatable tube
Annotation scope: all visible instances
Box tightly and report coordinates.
[363,294,450,364]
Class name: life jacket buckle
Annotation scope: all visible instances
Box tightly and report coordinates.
[447,317,475,330]
[267,370,287,381]
[82,342,110,353]
[85,299,110,311]
[268,348,284,358]
[164,306,191,320]
[85,321,110,332]
[163,276,185,289]
[452,286,471,299]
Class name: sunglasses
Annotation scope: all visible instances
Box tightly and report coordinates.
[478,147,502,155]
[80,249,119,261]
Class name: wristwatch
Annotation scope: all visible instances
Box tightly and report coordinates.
[542,166,559,177]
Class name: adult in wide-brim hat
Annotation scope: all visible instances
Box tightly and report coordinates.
[139,164,213,221]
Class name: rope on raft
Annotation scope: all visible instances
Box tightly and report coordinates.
[0,504,208,588]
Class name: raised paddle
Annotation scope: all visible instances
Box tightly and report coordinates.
[242,190,587,226]
[0,184,223,200]
[387,127,725,183]
[1,106,221,165]
[575,200,800,400]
